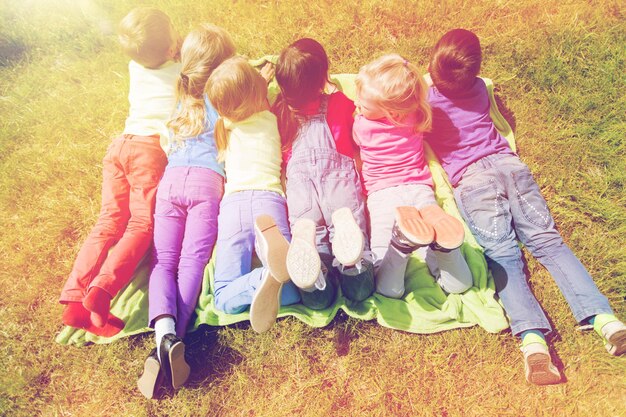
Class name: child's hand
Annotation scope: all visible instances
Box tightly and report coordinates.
[172,35,183,62]
[423,73,433,87]
[260,62,275,83]
[324,80,338,94]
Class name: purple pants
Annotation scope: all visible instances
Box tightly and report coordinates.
[148,166,224,337]
[213,190,300,314]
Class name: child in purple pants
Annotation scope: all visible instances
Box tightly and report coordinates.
[137,24,236,399]
[206,57,300,334]
[425,28,626,385]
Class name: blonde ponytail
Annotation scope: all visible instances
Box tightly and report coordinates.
[167,24,236,146]
[214,117,228,162]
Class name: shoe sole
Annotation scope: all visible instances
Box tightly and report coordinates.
[168,341,190,390]
[395,206,434,246]
[331,207,364,266]
[418,205,464,250]
[287,219,321,289]
[249,270,283,333]
[254,214,290,283]
[605,327,626,356]
[525,352,561,385]
[137,355,161,399]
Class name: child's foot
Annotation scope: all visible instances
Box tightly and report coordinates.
[251,215,290,333]
[593,315,626,356]
[392,206,434,253]
[418,204,464,251]
[82,286,112,327]
[250,269,285,333]
[254,214,290,282]
[137,348,163,399]
[159,334,190,390]
[286,218,322,290]
[299,269,336,310]
[331,207,364,267]
[521,343,561,385]
[338,258,375,302]
[62,302,124,337]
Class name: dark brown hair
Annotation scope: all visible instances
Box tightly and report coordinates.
[429,29,482,97]
[271,38,329,151]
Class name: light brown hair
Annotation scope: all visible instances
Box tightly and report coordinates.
[167,24,236,144]
[118,7,177,69]
[206,56,269,162]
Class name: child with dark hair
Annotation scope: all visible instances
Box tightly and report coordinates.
[426,28,626,385]
[272,38,375,309]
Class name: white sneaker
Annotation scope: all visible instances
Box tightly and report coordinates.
[331,207,364,267]
[250,268,283,333]
[521,343,561,385]
[286,218,321,289]
[601,320,626,356]
[253,214,290,282]
[250,215,290,333]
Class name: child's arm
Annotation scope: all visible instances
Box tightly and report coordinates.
[259,62,275,84]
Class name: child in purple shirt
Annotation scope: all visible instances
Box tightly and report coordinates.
[425,28,625,385]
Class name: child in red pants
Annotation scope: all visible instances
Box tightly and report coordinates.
[59,7,181,336]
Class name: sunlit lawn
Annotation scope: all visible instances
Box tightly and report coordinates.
[1,0,625,416]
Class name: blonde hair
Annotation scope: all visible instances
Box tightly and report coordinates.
[206,56,269,162]
[355,54,431,132]
[168,24,236,144]
[118,7,176,69]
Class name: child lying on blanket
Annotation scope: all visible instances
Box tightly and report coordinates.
[272,38,376,309]
[353,54,473,299]
[59,7,179,337]
[207,56,301,334]
[138,24,235,399]
[425,28,626,385]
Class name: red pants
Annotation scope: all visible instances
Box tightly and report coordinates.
[60,134,167,303]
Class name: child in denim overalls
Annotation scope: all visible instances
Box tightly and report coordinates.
[426,29,626,385]
[273,38,375,308]
[59,7,178,337]
[206,57,300,334]
[137,24,235,399]
[353,54,473,299]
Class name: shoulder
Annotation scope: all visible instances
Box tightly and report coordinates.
[329,91,355,112]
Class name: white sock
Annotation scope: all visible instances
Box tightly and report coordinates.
[154,316,176,359]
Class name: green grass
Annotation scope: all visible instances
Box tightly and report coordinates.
[1,0,625,415]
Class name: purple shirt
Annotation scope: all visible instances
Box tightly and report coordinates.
[425,78,514,186]
[353,112,432,196]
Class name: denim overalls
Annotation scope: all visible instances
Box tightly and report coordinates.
[285,95,373,304]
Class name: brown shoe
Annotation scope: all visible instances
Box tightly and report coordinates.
[522,343,561,385]
[137,348,163,399]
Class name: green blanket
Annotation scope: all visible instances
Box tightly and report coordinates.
[56,71,512,346]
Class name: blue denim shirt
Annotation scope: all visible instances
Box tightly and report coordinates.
[166,95,225,177]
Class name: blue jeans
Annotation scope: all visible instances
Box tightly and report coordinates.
[213,190,300,314]
[453,154,612,336]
